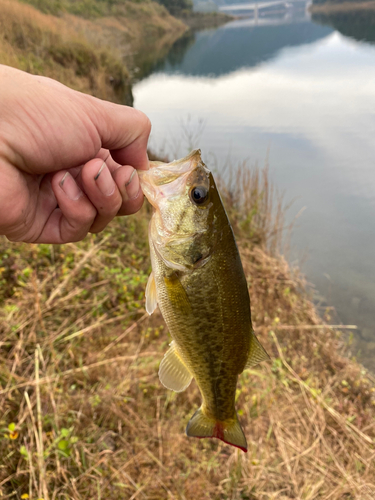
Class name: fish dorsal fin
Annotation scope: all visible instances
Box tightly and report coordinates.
[159,341,193,392]
[145,271,157,315]
[244,331,270,370]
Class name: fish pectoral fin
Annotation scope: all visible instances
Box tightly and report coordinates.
[159,341,193,392]
[186,408,247,453]
[164,273,192,315]
[244,331,270,370]
[145,271,157,315]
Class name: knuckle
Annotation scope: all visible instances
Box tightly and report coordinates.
[110,197,123,216]
[118,191,144,216]
[6,233,23,243]
[62,221,88,243]
[63,216,95,241]
[58,198,97,242]
[97,196,122,218]
[75,205,97,225]
[0,198,32,238]
[90,222,106,234]
[70,233,87,243]
[4,223,35,243]
[6,229,38,243]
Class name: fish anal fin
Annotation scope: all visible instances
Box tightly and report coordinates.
[159,341,192,392]
[186,408,247,453]
[145,271,157,315]
[244,331,270,370]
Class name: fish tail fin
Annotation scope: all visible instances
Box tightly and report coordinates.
[186,407,247,452]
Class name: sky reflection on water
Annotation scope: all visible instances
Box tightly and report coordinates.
[133,21,375,369]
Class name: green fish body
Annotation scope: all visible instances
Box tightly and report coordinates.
[139,150,268,452]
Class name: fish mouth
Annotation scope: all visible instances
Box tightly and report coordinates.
[148,149,203,177]
[139,150,208,207]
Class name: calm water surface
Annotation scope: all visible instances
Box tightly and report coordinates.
[133,9,375,370]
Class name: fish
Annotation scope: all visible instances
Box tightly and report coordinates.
[138,150,269,452]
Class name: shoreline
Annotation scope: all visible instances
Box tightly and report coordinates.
[177,11,233,30]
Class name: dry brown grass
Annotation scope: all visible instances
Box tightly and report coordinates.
[0,0,185,102]
[218,162,288,256]
[0,0,131,102]
[0,164,374,499]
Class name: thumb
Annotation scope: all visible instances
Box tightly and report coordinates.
[84,96,151,171]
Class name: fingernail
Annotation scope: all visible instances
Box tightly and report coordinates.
[95,162,115,196]
[125,169,140,199]
[60,172,82,200]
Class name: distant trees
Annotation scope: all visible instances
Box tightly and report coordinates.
[156,0,193,15]
[312,0,368,4]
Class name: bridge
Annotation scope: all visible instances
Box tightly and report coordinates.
[219,1,299,17]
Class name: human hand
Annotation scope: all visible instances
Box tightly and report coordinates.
[0,64,151,244]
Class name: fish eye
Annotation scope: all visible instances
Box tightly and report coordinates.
[190,186,208,205]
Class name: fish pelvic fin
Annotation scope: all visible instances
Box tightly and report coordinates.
[159,341,193,392]
[145,271,157,315]
[244,331,270,370]
[185,407,247,453]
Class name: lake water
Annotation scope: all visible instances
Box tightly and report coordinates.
[132,7,375,370]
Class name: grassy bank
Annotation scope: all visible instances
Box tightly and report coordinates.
[0,165,374,499]
[0,0,186,104]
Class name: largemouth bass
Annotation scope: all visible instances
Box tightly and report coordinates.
[138,150,268,452]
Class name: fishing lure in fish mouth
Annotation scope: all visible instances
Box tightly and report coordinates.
[139,150,269,452]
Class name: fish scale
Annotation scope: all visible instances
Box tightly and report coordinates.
[139,150,269,452]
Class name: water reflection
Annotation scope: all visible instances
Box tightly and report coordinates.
[312,10,375,44]
[134,15,375,370]
[132,32,195,81]
[152,18,333,77]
